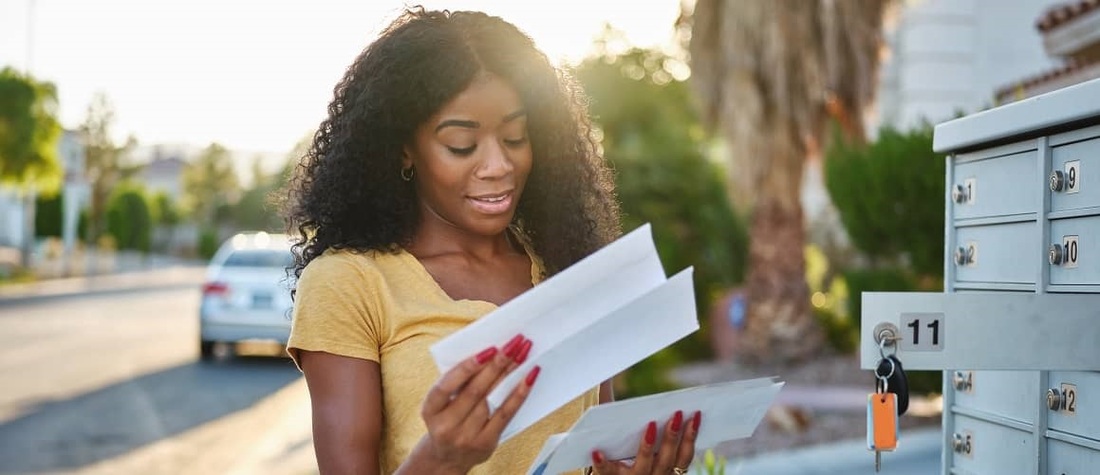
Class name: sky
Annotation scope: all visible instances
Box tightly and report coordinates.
[0,0,685,167]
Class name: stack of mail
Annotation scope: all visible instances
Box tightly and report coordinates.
[430,223,699,442]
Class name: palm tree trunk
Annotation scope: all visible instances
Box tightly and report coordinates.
[737,127,823,364]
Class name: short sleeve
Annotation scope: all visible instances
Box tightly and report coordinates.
[286,252,385,370]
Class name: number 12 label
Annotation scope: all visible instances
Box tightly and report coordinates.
[900,313,945,352]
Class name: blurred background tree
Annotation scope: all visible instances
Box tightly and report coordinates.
[79,93,139,243]
[0,67,61,190]
[151,191,182,229]
[684,0,895,364]
[150,191,183,254]
[233,156,291,233]
[105,182,154,254]
[576,39,749,397]
[0,67,63,268]
[183,143,239,225]
[183,142,240,258]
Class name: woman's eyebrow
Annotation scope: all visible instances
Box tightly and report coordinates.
[434,110,526,133]
[502,109,527,122]
[435,119,479,132]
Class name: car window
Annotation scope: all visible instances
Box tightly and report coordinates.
[222,250,293,268]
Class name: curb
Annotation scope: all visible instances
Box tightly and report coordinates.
[0,266,208,305]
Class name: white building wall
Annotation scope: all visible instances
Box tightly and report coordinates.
[0,189,24,247]
[875,0,1064,131]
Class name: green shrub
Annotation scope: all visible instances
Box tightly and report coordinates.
[34,192,62,237]
[105,183,153,253]
[151,191,182,227]
[198,228,219,260]
[77,209,90,243]
[824,125,946,278]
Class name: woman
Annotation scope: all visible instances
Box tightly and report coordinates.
[282,8,700,474]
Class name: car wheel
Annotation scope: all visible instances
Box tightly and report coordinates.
[200,340,216,361]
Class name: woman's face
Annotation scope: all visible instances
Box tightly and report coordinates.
[404,73,533,237]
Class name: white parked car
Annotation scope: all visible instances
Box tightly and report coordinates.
[199,232,295,361]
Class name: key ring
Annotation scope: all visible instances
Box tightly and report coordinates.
[875,355,896,381]
[875,356,895,401]
[878,334,898,360]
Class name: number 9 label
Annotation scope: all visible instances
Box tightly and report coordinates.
[1065,160,1080,194]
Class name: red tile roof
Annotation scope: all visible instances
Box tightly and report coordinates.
[1037,0,1100,32]
[994,57,1100,103]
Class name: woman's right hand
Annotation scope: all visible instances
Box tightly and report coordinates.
[404,334,539,474]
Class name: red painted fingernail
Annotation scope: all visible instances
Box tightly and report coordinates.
[692,411,702,431]
[514,339,532,364]
[502,334,524,358]
[671,410,683,432]
[475,347,498,364]
[526,366,541,386]
[645,421,657,445]
[591,450,604,464]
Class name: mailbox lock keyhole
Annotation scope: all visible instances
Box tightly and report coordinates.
[1047,388,1064,411]
[1049,244,1065,266]
[1050,170,1066,192]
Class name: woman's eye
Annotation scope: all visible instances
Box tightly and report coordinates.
[447,145,476,156]
[504,137,529,147]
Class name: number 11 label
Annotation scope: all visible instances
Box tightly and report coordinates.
[899,313,945,352]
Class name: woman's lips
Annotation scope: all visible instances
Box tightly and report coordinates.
[467,191,514,215]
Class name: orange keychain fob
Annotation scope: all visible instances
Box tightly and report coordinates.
[867,391,898,451]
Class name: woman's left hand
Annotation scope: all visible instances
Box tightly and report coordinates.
[590,410,702,475]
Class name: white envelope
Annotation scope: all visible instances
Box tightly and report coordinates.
[429,224,700,442]
[529,377,785,475]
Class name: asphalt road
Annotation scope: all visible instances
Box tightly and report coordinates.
[0,282,317,475]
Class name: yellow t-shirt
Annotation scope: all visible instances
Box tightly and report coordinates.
[287,246,599,475]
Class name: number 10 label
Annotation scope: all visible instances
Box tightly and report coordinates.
[900,313,945,352]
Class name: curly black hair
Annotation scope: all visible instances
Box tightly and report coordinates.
[281,8,621,285]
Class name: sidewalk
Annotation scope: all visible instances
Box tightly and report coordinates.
[723,427,942,474]
[0,264,208,304]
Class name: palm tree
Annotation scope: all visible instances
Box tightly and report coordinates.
[684,0,894,363]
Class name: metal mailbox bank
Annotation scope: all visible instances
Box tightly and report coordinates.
[861,77,1100,473]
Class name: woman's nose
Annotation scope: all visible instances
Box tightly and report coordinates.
[475,140,514,179]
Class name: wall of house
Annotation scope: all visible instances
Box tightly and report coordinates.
[874,0,1065,132]
[0,189,24,249]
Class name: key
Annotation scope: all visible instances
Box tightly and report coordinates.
[869,358,899,473]
[875,355,910,416]
[868,391,898,471]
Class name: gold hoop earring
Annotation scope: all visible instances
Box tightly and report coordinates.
[400,166,414,182]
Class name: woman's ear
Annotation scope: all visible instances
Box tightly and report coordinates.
[401,146,414,170]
